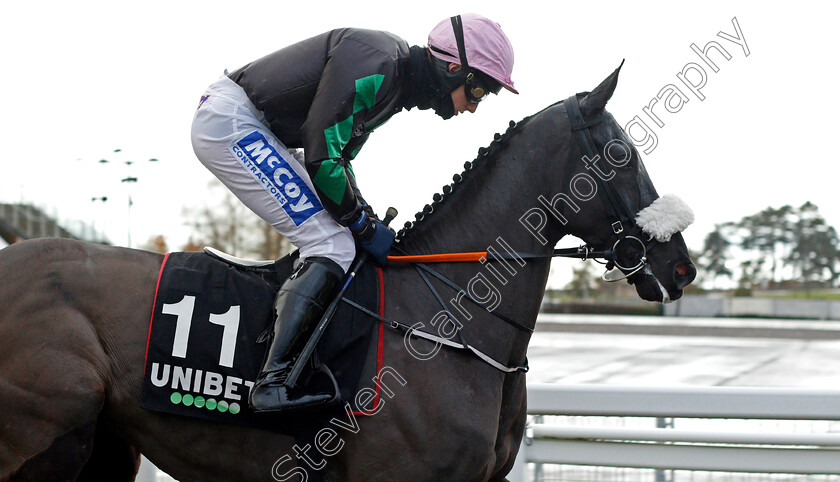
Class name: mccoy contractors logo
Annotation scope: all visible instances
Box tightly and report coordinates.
[230,131,323,226]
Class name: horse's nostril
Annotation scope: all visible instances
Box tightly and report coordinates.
[674,262,696,289]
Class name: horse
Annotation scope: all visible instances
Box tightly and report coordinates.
[0,64,695,481]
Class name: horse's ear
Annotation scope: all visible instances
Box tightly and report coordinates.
[580,59,624,118]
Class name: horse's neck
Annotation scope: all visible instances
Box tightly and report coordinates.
[399,109,575,256]
[395,128,567,359]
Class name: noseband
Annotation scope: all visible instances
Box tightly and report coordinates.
[386,96,690,283]
[361,97,692,372]
[600,235,655,282]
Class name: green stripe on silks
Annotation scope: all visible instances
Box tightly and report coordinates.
[323,74,385,158]
[318,74,384,205]
[324,116,354,160]
[313,159,348,205]
[353,75,384,113]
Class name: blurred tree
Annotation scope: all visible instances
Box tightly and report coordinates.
[705,202,839,291]
[140,234,168,254]
[182,180,292,259]
[788,202,840,290]
[181,237,204,252]
[733,259,763,297]
[699,226,733,289]
[565,262,599,300]
[257,222,291,260]
[738,205,794,286]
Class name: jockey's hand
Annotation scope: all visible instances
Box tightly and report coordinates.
[350,211,395,265]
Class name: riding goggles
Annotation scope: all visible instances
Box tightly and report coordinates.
[465,71,502,104]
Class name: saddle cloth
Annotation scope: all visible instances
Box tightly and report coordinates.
[140,250,386,432]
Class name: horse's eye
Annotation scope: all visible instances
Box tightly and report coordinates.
[603,141,634,169]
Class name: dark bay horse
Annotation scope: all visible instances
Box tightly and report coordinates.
[0,65,695,481]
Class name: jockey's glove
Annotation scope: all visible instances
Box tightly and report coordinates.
[350,210,395,266]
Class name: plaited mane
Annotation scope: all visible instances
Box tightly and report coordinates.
[395,117,530,242]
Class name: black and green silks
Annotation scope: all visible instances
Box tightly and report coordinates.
[228,28,413,226]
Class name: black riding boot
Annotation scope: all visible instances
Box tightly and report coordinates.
[249,256,344,413]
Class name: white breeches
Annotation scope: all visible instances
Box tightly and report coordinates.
[191,75,355,272]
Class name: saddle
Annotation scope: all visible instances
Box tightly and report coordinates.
[140,248,386,432]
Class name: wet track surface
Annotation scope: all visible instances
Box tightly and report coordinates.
[527,314,840,387]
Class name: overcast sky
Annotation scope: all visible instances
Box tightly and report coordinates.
[1,1,837,286]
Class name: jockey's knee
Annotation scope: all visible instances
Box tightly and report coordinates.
[299,230,355,273]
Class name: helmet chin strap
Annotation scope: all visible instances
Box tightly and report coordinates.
[426,14,473,119]
[450,15,470,70]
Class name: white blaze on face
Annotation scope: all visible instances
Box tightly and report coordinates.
[646,265,672,304]
[635,194,695,242]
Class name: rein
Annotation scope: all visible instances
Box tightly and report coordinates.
[386,235,657,282]
[338,92,681,374]
[344,240,653,373]
[340,238,652,373]
[340,245,540,373]
[387,245,613,263]
[354,237,655,373]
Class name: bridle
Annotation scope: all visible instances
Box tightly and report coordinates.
[563,93,659,282]
[386,94,661,282]
[342,96,675,373]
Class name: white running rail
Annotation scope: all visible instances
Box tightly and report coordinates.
[508,384,840,481]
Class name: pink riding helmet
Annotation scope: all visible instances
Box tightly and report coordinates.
[427,13,518,94]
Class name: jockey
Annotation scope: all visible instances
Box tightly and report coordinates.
[191,14,517,413]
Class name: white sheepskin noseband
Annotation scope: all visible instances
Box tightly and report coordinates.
[635,194,694,242]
